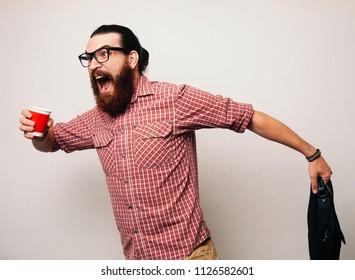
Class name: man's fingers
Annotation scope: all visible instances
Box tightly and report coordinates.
[19,109,35,139]
[19,114,34,127]
[23,131,35,140]
[308,156,333,194]
[320,172,332,185]
[47,118,54,128]
[19,117,35,131]
[19,123,34,133]
[311,177,318,194]
[21,109,32,118]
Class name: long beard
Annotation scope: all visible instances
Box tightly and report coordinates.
[90,65,135,118]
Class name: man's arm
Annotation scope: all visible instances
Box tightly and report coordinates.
[20,109,55,152]
[247,110,332,193]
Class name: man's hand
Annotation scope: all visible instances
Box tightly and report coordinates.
[19,109,55,152]
[19,109,54,140]
[308,156,333,194]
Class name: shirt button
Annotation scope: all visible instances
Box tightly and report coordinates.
[134,229,139,234]
[121,129,124,135]
[124,178,129,184]
[121,153,126,158]
[128,204,134,209]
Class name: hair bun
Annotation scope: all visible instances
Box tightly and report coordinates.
[141,48,149,69]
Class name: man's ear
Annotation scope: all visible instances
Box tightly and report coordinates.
[128,50,139,70]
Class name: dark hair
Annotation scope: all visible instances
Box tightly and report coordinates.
[91,24,149,74]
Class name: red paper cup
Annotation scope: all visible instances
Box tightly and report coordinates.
[28,106,52,137]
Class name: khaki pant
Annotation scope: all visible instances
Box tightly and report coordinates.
[184,238,219,260]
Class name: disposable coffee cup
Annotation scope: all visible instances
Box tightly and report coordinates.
[28,106,52,137]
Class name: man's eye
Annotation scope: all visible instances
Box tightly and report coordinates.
[97,49,109,58]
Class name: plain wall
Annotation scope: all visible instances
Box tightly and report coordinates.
[1,0,354,259]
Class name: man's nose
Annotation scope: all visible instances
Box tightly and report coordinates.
[88,57,101,70]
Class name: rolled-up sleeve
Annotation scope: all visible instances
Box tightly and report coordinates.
[52,110,96,153]
[174,85,254,134]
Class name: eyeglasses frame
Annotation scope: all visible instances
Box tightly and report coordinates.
[78,47,131,67]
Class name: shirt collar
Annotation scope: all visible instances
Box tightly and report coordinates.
[131,75,154,103]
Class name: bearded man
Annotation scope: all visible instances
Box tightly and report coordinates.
[19,24,332,260]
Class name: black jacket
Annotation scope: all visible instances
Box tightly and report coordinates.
[307,177,346,260]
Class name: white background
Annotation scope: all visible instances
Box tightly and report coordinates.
[0,0,354,260]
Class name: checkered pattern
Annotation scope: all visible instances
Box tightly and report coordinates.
[52,75,253,259]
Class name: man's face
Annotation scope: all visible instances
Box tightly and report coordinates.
[85,33,135,118]
[86,33,127,97]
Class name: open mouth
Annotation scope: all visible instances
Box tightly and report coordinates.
[95,74,113,93]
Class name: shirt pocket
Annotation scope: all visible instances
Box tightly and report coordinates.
[93,129,116,175]
[133,121,176,168]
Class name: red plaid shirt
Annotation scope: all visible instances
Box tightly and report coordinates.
[53,75,253,259]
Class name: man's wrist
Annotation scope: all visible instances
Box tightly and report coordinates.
[306,149,321,162]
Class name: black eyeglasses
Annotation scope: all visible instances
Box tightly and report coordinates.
[78,47,130,67]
